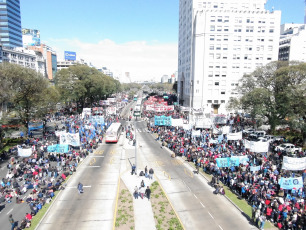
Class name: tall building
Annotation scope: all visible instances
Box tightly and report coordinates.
[28,44,57,80]
[0,0,23,47]
[0,45,46,77]
[279,24,306,62]
[178,0,281,114]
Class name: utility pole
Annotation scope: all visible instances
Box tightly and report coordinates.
[134,120,137,175]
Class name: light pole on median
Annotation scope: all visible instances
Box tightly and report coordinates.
[134,120,137,175]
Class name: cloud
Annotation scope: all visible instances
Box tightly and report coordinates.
[45,38,178,82]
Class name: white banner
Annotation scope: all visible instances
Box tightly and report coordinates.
[55,131,66,137]
[60,133,80,146]
[82,108,91,118]
[282,156,306,171]
[227,132,242,140]
[222,126,231,134]
[107,106,116,115]
[17,146,32,157]
[172,118,184,127]
[192,130,201,137]
[244,140,269,153]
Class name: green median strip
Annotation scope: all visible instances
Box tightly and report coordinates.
[186,161,275,229]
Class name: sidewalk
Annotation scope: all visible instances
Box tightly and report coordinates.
[121,171,156,230]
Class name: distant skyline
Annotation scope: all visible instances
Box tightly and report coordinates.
[20,0,305,82]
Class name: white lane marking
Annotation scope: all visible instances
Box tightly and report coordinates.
[208,212,214,219]
[194,194,198,199]
[66,185,92,189]
[89,156,104,157]
[182,180,192,192]
[7,208,13,215]
[219,225,224,230]
[200,202,205,208]
[87,166,101,168]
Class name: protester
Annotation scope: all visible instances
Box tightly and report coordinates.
[145,186,151,201]
[143,96,306,229]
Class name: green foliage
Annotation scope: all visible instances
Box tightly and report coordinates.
[55,65,121,109]
[0,63,61,129]
[228,61,306,144]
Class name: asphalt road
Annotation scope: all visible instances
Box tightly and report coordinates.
[133,120,256,230]
[37,137,125,230]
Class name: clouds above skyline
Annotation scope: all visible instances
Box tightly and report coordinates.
[47,38,178,82]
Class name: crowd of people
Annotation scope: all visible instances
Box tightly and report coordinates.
[144,103,306,230]
[0,101,124,229]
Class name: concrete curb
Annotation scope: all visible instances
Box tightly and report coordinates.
[34,152,92,230]
[149,132,253,226]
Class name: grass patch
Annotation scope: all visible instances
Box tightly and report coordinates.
[150,180,183,230]
[115,186,134,229]
[187,160,276,229]
[27,191,59,230]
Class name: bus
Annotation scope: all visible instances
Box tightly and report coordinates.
[105,122,122,143]
[133,105,141,117]
[133,94,138,101]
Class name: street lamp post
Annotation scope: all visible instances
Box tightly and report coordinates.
[134,120,137,175]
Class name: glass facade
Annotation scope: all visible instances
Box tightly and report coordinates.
[51,53,57,78]
[0,0,22,47]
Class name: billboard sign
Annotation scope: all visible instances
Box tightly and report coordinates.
[64,51,76,61]
[22,28,41,46]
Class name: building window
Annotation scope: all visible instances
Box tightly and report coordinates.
[215,82,219,86]
[207,100,212,103]
[221,100,225,103]
[210,25,215,31]
[221,91,225,94]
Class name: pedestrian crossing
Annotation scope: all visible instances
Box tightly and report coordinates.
[135,128,150,133]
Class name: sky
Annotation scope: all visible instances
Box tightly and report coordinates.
[20,0,305,82]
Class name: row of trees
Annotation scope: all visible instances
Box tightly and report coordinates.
[0,63,121,132]
[227,61,306,146]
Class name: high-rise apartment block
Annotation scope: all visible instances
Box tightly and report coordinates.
[0,0,22,47]
[279,24,306,62]
[178,0,281,114]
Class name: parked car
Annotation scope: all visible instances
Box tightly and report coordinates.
[254,131,266,138]
[275,143,302,154]
[243,128,255,134]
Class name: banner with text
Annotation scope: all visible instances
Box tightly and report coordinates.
[28,121,44,131]
[59,133,80,146]
[282,156,306,171]
[18,146,33,157]
[47,144,69,153]
[154,116,172,126]
[244,140,269,153]
[227,132,242,140]
[279,177,303,190]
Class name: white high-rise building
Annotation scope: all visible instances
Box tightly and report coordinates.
[279,24,306,62]
[178,0,281,114]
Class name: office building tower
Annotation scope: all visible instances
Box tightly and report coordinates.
[178,0,281,114]
[0,0,22,47]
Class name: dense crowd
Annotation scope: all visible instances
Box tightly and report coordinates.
[0,103,123,229]
[145,107,306,230]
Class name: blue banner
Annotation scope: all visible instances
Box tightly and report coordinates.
[47,144,69,153]
[216,156,249,168]
[154,115,172,126]
[250,166,261,172]
[216,158,229,168]
[28,121,44,131]
[279,177,303,190]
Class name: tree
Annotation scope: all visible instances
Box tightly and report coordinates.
[227,61,306,144]
[55,65,121,110]
[0,63,60,131]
